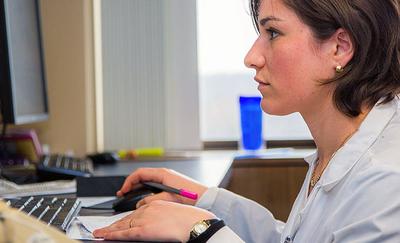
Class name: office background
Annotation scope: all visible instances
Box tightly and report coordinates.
[13,0,313,157]
[15,0,200,156]
[3,0,314,221]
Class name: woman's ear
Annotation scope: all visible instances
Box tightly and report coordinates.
[333,28,354,67]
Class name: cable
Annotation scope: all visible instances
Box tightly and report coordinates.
[1,122,6,140]
[0,97,7,140]
[0,98,7,176]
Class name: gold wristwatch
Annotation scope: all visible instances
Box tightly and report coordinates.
[189,219,219,239]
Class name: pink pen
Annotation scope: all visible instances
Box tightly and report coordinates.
[143,182,198,200]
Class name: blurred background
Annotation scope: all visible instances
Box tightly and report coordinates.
[4,0,311,156]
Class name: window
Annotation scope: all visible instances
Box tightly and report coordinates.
[197,0,312,142]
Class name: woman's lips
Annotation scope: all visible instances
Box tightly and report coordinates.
[258,82,270,91]
[254,77,271,92]
[254,77,270,85]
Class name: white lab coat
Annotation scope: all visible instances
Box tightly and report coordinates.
[196,98,400,243]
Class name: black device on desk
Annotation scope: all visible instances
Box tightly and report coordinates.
[4,196,81,232]
[87,152,119,165]
[36,154,94,181]
[36,152,121,181]
[112,183,163,212]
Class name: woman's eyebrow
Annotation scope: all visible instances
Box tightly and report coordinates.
[259,16,282,27]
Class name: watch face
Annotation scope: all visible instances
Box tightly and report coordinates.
[193,221,209,235]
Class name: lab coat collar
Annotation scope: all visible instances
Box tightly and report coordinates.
[319,98,398,192]
[304,152,317,165]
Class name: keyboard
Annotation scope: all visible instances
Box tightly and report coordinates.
[37,154,94,181]
[4,196,81,231]
[0,179,76,198]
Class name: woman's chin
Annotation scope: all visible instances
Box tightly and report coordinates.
[261,100,292,116]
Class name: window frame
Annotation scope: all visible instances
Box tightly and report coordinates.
[203,140,316,150]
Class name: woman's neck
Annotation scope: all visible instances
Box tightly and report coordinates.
[302,101,370,163]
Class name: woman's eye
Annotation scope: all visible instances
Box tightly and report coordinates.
[266,28,279,40]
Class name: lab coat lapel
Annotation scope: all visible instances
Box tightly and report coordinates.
[321,99,398,192]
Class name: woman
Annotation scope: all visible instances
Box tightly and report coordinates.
[94,0,400,242]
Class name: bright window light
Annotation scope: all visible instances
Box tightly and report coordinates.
[197,0,312,141]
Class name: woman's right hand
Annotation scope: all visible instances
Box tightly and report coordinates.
[117,168,208,207]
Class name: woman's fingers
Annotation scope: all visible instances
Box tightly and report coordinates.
[136,191,179,208]
[94,200,217,242]
[94,216,144,237]
[116,167,208,206]
[117,168,169,196]
[102,227,146,241]
[93,208,146,237]
[93,220,129,237]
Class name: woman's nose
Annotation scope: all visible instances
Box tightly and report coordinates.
[244,38,265,70]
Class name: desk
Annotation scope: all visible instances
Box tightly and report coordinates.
[79,151,235,243]
[229,148,314,220]
[93,151,235,187]
[77,149,313,242]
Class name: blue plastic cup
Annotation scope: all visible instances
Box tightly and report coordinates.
[239,96,263,150]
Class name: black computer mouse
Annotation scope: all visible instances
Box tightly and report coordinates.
[112,185,161,212]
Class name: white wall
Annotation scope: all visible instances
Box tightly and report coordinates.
[23,0,97,156]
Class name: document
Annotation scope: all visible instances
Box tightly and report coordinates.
[0,179,76,198]
[67,211,132,240]
[78,196,116,208]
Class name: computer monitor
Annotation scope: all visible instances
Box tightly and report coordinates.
[0,0,48,125]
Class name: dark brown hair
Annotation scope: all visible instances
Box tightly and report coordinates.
[250,0,400,117]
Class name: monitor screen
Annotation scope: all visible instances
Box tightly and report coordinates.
[0,0,48,125]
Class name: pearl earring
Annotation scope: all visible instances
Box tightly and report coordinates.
[336,65,344,73]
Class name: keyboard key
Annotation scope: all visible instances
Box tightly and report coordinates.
[4,196,81,231]
[37,154,93,181]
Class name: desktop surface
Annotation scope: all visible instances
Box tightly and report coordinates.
[93,153,234,188]
[80,152,235,242]
[4,149,311,242]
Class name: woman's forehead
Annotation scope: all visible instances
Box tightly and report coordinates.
[257,0,297,23]
[259,0,284,13]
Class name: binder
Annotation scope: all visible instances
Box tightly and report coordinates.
[0,201,79,243]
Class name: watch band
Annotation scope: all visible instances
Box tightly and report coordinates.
[187,219,225,243]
